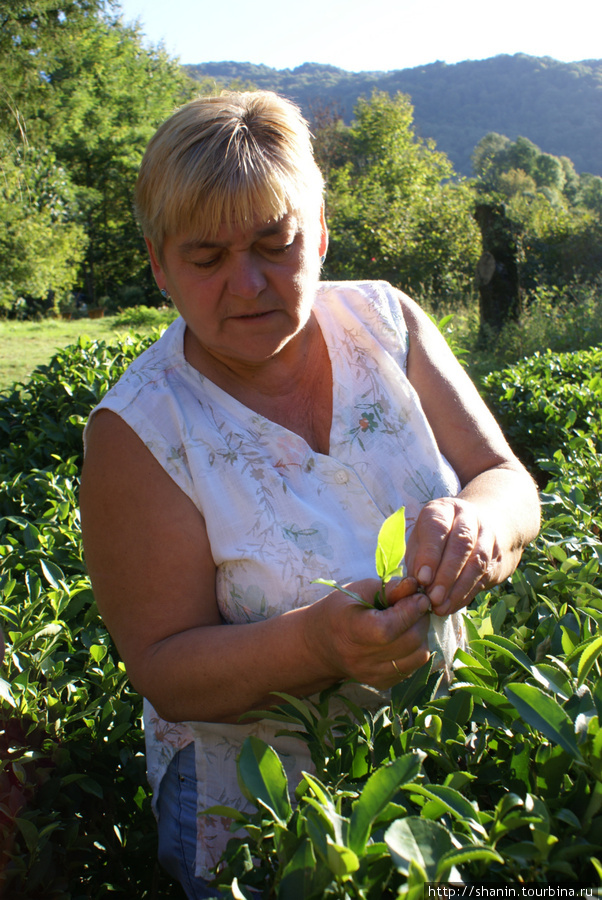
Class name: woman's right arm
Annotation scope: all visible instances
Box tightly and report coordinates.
[80,410,431,724]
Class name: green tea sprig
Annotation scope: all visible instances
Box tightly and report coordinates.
[313,506,406,610]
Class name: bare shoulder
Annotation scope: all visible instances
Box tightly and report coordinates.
[80,409,219,685]
[394,289,459,360]
[391,289,520,484]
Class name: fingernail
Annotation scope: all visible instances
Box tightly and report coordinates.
[429,585,445,605]
[417,566,432,585]
[418,594,431,615]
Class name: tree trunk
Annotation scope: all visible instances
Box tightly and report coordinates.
[474,203,521,341]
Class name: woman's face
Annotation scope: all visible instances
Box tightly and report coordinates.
[147,208,327,374]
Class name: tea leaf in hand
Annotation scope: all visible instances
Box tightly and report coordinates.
[375,507,406,582]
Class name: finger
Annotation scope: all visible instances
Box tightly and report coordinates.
[349,591,430,652]
[384,615,431,683]
[411,500,487,611]
[425,503,481,606]
[388,644,431,682]
[406,499,457,589]
[386,591,431,636]
[385,576,418,605]
[433,529,500,615]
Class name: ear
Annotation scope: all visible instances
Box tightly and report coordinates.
[318,203,329,258]
[145,237,166,290]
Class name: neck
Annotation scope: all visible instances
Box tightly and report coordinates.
[184,314,320,399]
[184,313,333,454]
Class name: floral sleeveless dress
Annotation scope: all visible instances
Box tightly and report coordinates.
[84,280,464,876]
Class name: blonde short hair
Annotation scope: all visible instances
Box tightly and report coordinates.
[135,91,325,254]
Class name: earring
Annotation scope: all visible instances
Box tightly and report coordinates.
[320,255,326,265]
[160,288,169,299]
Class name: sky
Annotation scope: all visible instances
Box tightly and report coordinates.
[116,0,602,72]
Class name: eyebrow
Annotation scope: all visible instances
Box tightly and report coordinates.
[178,221,296,254]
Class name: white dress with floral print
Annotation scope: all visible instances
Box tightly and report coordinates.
[84,281,465,877]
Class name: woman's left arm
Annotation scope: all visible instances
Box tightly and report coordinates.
[398,291,541,616]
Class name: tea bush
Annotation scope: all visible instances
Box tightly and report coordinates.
[1,333,601,897]
[0,334,184,897]
[480,345,602,485]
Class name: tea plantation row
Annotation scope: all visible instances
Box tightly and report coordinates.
[0,334,601,897]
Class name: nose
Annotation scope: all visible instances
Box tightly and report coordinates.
[226,252,267,300]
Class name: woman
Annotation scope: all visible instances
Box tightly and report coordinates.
[79,91,540,897]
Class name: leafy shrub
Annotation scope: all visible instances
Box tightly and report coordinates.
[417,280,602,383]
[111,306,179,331]
[1,333,601,896]
[479,344,602,482]
[206,353,602,893]
[481,281,602,370]
[0,334,185,897]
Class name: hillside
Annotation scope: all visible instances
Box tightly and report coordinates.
[185,54,602,177]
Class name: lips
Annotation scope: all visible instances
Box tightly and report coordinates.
[230,310,276,319]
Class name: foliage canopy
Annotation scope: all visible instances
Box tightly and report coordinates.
[0,0,196,314]
[320,91,480,300]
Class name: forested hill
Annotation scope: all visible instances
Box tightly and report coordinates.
[185,54,602,177]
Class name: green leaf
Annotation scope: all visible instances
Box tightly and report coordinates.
[202,804,250,825]
[531,663,571,701]
[40,558,65,590]
[349,751,423,855]
[402,783,486,836]
[90,644,108,664]
[375,507,406,581]
[391,658,434,715]
[0,677,16,708]
[15,818,39,855]
[279,839,331,900]
[311,578,373,608]
[477,634,537,674]
[237,736,292,825]
[325,835,360,877]
[450,682,514,715]
[436,845,504,880]
[504,682,585,763]
[577,634,602,687]
[62,775,104,798]
[385,816,457,881]
[301,771,334,809]
[267,692,318,730]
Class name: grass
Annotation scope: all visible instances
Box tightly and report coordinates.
[2,280,601,394]
[0,317,117,392]
[0,310,176,393]
[420,279,602,381]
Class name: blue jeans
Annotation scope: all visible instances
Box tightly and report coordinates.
[157,742,221,899]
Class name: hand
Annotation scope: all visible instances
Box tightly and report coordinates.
[405,497,502,616]
[312,576,431,690]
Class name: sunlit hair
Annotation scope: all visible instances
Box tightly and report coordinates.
[135,90,325,256]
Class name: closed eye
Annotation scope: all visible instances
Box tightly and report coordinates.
[261,241,295,257]
[192,255,221,269]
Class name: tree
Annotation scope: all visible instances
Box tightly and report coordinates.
[0,138,87,313]
[505,136,539,178]
[38,16,196,303]
[474,203,521,338]
[322,91,480,302]
[578,173,602,216]
[471,132,602,291]
[471,132,511,189]
[0,0,109,135]
[533,154,565,191]
[0,2,197,309]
